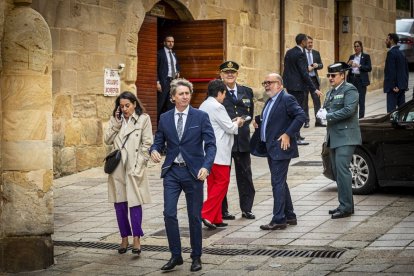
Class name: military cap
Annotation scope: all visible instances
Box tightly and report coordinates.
[327,62,350,73]
[219,61,239,72]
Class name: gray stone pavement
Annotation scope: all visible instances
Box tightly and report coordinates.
[13,83,414,275]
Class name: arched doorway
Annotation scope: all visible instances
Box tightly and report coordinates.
[136,0,226,130]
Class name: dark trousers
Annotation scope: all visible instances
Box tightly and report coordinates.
[287,90,305,140]
[163,165,204,259]
[222,151,255,214]
[348,76,366,118]
[329,145,355,213]
[114,202,143,238]
[157,78,175,121]
[304,77,321,122]
[267,158,296,224]
[386,91,406,113]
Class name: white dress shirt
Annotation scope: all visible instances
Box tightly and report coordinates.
[199,97,238,165]
[174,105,189,163]
[164,47,177,78]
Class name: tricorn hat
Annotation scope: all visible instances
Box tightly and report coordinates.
[327,62,350,73]
[219,61,239,72]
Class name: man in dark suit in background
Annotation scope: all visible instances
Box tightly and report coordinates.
[150,78,216,272]
[157,35,180,121]
[347,40,372,118]
[318,62,361,219]
[304,36,325,127]
[283,33,322,145]
[253,73,306,230]
[384,33,409,113]
[220,61,256,220]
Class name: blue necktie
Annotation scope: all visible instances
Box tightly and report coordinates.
[261,99,272,142]
[176,113,184,162]
[229,90,237,102]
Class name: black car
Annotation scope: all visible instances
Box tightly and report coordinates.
[322,99,414,194]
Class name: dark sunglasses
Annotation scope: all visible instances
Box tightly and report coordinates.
[326,73,340,78]
[261,81,278,87]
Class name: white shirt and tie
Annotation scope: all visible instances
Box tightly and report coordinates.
[164,47,177,78]
[174,106,189,163]
[306,50,316,77]
[261,92,281,142]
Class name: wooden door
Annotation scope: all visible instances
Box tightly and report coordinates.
[136,15,158,130]
[160,20,227,107]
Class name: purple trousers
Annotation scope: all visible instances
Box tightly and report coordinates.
[114,202,144,238]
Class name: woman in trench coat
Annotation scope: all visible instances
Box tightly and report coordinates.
[104,91,153,255]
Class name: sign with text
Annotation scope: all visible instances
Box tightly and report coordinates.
[104,68,120,96]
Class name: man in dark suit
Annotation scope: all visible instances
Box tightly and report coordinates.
[253,73,306,230]
[384,33,409,113]
[283,33,322,145]
[150,79,216,272]
[220,61,256,220]
[304,36,325,127]
[346,40,372,118]
[157,35,180,121]
[318,62,361,219]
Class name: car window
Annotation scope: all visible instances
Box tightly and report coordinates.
[400,106,414,122]
[396,20,414,33]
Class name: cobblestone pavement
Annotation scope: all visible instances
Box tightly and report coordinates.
[14,84,414,275]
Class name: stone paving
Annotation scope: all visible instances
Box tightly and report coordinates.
[12,83,414,275]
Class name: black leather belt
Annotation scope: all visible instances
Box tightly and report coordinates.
[167,77,174,81]
[173,162,187,167]
[350,73,360,77]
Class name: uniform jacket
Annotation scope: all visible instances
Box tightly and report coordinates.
[259,90,306,161]
[324,82,362,149]
[222,84,254,152]
[150,106,216,179]
[157,48,181,90]
[346,52,372,86]
[199,96,239,165]
[383,45,409,93]
[308,49,323,87]
[283,46,317,93]
[104,113,153,207]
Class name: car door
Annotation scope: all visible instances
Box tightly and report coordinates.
[382,101,414,185]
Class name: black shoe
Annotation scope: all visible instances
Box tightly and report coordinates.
[315,120,327,127]
[132,247,141,255]
[241,211,256,219]
[331,211,352,219]
[222,212,235,220]
[286,218,297,225]
[117,247,128,254]
[304,122,310,128]
[297,140,309,146]
[161,256,184,271]
[214,222,228,227]
[190,258,202,272]
[299,135,305,140]
[260,222,287,230]
[329,208,354,215]
[202,218,217,229]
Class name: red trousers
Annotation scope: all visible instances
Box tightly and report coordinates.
[202,164,230,224]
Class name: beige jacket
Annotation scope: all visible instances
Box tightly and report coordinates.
[104,113,153,206]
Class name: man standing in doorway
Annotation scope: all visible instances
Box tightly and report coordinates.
[220,61,256,220]
[384,33,409,113]
[157,35,180,121]
[304,36,325,127]
[283,33,322,145]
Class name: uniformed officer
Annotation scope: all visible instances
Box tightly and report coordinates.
[220,61,256,220]
[317,62,361,219]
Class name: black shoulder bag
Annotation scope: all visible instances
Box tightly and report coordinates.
[104,132,132,174]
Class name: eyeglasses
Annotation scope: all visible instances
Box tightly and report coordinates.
[326,73,340,78]
[261,81,278,87]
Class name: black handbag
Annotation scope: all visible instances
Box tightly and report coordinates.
[104,132,131,174]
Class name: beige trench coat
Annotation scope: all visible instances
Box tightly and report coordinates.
[104,113,153,207]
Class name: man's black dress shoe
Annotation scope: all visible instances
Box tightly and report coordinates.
[331,211,352,219]
[260,222,287,230]
[242,211,256,219]
[222,212,235,220]
[297,140,309,146]
[214,222,228,227]
[161,256,184,271]
[329,208,354,215]
[315,120,327,127]
[202,218,217,229]
[286,218,297,225]
[304,122,310,128]
[190,258,202,272]
[117,247,128,254]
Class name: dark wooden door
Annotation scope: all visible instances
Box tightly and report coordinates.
[136,15,158,130]
[160,20,227,107]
